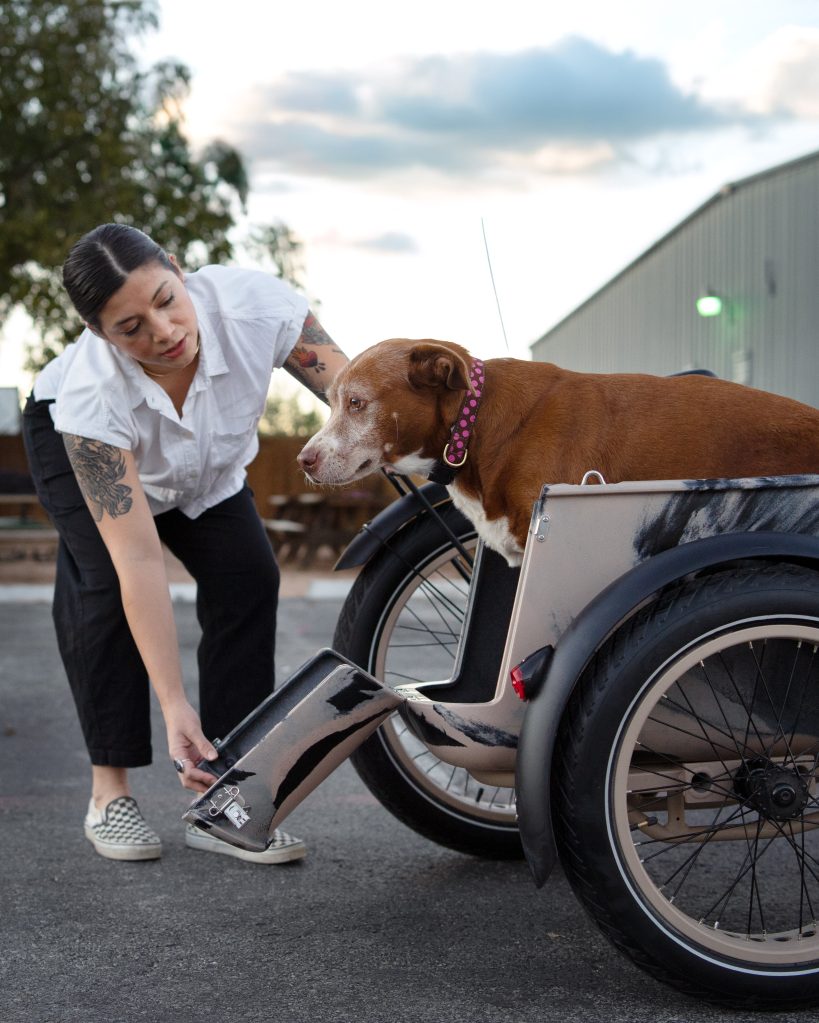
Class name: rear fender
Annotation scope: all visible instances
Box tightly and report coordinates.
[516,530,819,887]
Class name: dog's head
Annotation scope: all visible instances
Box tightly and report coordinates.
[298,337,474,486]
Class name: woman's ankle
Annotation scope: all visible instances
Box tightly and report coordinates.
[91,765,131,809]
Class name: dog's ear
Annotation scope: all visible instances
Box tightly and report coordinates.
[407,343,471,392]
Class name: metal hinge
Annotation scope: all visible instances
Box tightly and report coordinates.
[530,493,550,543]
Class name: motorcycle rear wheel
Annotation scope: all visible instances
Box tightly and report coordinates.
[334,505,522,858]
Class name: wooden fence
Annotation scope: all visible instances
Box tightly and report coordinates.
[0,433,397,564]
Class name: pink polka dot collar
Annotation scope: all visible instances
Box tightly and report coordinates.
[441,357,485,471]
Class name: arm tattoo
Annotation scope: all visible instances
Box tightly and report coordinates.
[63,435,133,522]
[284,311,342,404]
[285,354,328,403]
[300,312,338,349]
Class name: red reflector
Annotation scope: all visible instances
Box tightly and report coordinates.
[510,665,527,701]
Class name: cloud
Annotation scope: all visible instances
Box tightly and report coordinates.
[266,70,360,116]
[352,231,419,254]
[235,35,767,183]
[692,26,819,119]
[747,28,819,119]
[381,39,722,143]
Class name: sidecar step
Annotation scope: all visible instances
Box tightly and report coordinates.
[183,649,403,852]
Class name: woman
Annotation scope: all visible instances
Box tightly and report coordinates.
[23,223,348,863]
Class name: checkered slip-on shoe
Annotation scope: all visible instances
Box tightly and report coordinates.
[83,796,162,861]
[184,824,306,864]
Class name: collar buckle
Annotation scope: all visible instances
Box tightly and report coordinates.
[441,442,468,469]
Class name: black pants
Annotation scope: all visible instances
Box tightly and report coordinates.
[22,396,279,768]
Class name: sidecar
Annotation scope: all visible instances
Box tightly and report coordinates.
[185,472,819,1009]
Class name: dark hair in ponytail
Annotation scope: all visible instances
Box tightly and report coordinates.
[62,224,175,328]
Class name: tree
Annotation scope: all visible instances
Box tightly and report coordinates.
[0,0,300,369]
[244,223,307,295]
[258,387,325,437]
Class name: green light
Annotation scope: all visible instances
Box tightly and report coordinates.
[696,294,723,317]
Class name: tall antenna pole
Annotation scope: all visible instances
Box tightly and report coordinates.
[481,217,510,352]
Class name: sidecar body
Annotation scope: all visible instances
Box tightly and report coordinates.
[185,473,819,857]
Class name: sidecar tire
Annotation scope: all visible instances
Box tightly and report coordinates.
[553,563,819,1009]
[333,506,523,859]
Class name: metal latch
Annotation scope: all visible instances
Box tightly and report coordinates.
[205,784,250,828]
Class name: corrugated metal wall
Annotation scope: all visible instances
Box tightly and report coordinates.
[531,152,819,407]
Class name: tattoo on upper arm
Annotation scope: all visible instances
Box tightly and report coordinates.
[285,313,336,401]
[63,436,133,522]
[300,312,338,349]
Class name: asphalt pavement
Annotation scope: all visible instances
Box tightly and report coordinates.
[2,584,818,1023]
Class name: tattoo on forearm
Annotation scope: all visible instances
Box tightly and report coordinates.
[63,436,133,522]
[289,344,327,376]
[286,355,328,403]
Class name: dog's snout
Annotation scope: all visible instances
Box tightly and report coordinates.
[297,445,320,473]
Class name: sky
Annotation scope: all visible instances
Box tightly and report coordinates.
[3,0,819,395]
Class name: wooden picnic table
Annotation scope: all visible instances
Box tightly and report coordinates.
[263,491,388,567]
[0,493,41,522]
[0,494,58,562]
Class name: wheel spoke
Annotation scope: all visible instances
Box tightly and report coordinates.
[747,641,798,765]
[642,709,752,764]
[787,644,819,763]
[674,672,742,775]
[629,760,737,805]
[356,528,519,830]
[637,801,750,862]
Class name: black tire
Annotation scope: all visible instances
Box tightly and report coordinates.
[553,563,819,1008]
[334,504,522,858]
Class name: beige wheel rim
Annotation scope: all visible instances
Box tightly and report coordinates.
[611,618,819,968]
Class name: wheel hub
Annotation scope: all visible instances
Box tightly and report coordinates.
[733,758,810,821]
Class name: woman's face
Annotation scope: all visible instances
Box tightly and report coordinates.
[93,257,199,376]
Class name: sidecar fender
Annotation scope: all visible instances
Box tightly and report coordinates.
[516,530,819,888]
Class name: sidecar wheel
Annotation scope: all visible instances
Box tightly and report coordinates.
[334,504,522,859]
[553,563,819,1009]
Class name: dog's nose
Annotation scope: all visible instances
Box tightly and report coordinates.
[297,446,320,473]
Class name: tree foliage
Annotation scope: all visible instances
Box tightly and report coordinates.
[258,386,325,437]
[0,0,300,369]
[244,223,307,295]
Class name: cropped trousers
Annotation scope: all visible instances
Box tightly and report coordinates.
[22,396,279,768]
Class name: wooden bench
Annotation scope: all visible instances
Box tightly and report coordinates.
[0,526,59,562]
[262,517,307,562]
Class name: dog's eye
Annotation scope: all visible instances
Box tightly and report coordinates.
[349,397,365,412]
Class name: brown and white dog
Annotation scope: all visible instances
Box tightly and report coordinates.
[297,338,819,565]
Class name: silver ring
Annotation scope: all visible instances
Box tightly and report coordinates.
[173,758,189,774]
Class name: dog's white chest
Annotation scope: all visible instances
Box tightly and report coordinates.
[448,487,523,567]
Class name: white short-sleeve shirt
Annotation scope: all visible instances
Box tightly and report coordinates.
[34,265,309,518]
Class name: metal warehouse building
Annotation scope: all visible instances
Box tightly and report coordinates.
[530,149,819,408]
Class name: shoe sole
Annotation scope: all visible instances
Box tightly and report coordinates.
[84,824,162,861]
[185,828,306,864]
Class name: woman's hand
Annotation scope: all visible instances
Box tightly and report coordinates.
[164,699,220,793]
